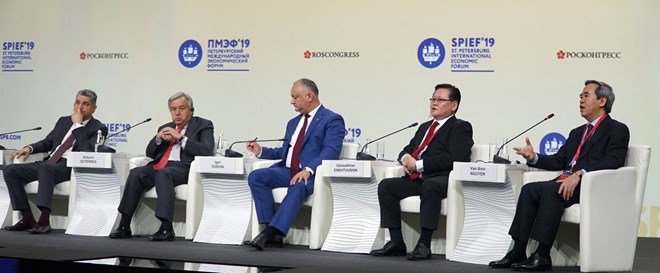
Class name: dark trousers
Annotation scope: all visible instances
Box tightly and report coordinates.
[248,166,314,234]
[509,180,580,247]
[3,160,71,210]
[117,162,189,223]
[377,175,448,230]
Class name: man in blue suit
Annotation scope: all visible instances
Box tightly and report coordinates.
[245,78,345,250]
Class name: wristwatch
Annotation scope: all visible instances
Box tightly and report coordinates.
[575,170,584,178]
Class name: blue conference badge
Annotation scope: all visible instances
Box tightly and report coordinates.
[417,38,446,69]
[179,40,203,68]
[539,132,566,155]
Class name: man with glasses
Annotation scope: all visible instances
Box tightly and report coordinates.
[370,83,473,260]
[489,80,629,271]
[109,92,214,241]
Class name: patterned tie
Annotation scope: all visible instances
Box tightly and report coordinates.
[153,127,184,171]
[290,114,310,176]
[47,133,76,164]
[409,121,439,180]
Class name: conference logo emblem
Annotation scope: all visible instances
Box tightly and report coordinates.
[556,50,566,60]
[418,38,445,68]
[539,132,566,155]
[179,39,203,68]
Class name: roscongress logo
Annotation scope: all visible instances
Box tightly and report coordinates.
[539,132,566,155]
[79,52,129,60]
[303,50,360,59]
[179,39,203,68]
[418,38,446,69]
[556,50,621,60]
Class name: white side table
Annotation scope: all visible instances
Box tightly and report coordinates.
[321,160,399,253]
[447,162,530,264]
[0,150,15,227]
[193,156,252,244]
[65,152,121,236]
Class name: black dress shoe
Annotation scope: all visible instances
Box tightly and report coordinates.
[248,233,270,251]
[27,224,51,234]
[407,243,432,260]
[489,251,527,268]
[370,241,407,257]
[243,234,283,248]
[511,252,552,271]
[109,226,132,239]
[148,229,175,241]
[3,220,36,231]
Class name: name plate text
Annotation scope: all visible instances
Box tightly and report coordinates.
[324,160,371,178]
[198,156,244,174]
[67,152,112,169]
[458,163,501,183]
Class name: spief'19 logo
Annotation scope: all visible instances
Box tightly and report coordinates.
[179,40,203,68]
[417,38,446,69]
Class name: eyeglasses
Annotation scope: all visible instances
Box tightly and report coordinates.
[429,97,452,103]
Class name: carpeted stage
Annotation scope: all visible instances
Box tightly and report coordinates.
[0,229,658,273]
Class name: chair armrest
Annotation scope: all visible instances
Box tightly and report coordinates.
[251,159,279,171]
[384,166,405,179]
[522,171,561,185]
[12,152,46,164]
[185,158,204,240]
[446,170,465,259]
[578,167,637,270]
[129,156,153,169]
[310,162,333,249]
[580,167,637,229]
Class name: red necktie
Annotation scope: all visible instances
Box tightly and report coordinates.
[153,127,184,171]
[409,121,439,180]
[47,133,76,164]
[290,114,309,176]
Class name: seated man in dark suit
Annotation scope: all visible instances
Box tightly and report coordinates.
[489,80,630,271]
[244,78,345,250]
[3,89,108,234]
[370,83,474,260]
[109,92,214,241]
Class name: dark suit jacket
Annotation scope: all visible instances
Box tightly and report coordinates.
[533,115,629,173]
[145,116,215,167]
[261,105,345,175]
[30,116,108,159]
[398,116,473,179]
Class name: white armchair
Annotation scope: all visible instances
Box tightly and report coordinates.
[249,142,359,249]
[10,153,74,229]
[521,144,651,272]
[126,157,203,240]
[383,144,489,254]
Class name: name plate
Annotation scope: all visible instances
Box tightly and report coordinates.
[324,160,371,178]
[457,162,502,183]
[67,152,112,169]
[198,156,244,174]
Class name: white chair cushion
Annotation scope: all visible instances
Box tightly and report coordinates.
[272,187,313,207]
[143,184,188,201]
[400,196,447,215]
[560,204,580,224]
[24,181,71,196]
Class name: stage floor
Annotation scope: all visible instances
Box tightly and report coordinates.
[1,229,658,273]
